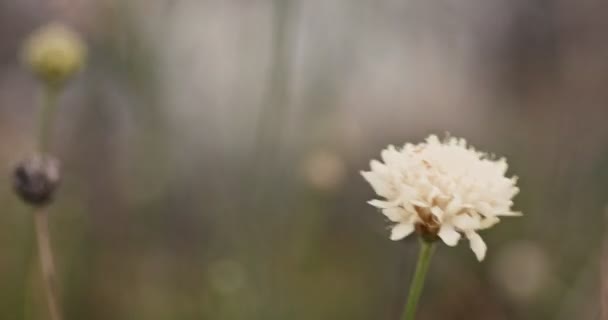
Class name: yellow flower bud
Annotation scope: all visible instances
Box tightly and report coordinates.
[22,23,87,88]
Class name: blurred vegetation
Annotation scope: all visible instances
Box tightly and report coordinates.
[0,0,608,319]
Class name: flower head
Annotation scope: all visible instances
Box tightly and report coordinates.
[22,22,86,88]
[361,135,520,261]
[13,154,61,207]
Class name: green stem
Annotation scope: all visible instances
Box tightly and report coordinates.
[38,85,60,154]
[401,240,436,320]
[33,83,63,320]
[34,208,62,320]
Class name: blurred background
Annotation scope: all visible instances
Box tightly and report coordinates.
[1,0,608,319]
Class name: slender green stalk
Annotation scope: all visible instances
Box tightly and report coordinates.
[38,85,60,154]
[34,83,63,320]
[401,240,436,320]
[34,209,62,320]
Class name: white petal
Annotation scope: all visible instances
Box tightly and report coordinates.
[466,231,487,261]
[475,202,495,216]
[361,171,394,198]
[426,186,441,203]
[444,195,462,216]
[382,208,406,222]
[495,211,523,217]
[480,216,500,229]
[368,199,396,208]
[453,214,480,230]
[370,160,389,174]
[438,225,460,246]
[381,145,401,166]
[401,202,416,214]
[430,206,444,222]
[390,224,415,241]
[410,200,429,208]
[398,185,418,202]
[426,135,440,145]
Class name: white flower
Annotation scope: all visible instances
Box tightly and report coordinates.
[361,135,520,261]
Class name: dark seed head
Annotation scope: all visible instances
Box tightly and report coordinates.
[13,155,61,206]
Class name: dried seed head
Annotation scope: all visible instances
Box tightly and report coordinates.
[13,155,61,206]
[22,22,86,88]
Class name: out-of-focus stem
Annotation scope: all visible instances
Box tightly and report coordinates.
[33,84,62,320]
[601,233,608,320]
[33,209,62,320]
[253,0,292,165]
[401,240,436,320]
[38,85,60,154]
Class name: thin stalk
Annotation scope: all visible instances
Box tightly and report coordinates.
[38,85,60,154]
[33,209,62,320]
[33,83,63,320]
[401,240,436,320]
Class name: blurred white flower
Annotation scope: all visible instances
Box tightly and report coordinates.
[492,241,550,301]
[361,135,520,261]
[301,150,346,193]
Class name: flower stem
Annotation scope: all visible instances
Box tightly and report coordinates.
[401,240,436,320]
[38,85,60,154]
[33,84,63,320]
[33,209,62,320]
